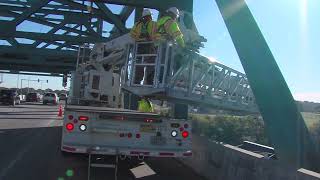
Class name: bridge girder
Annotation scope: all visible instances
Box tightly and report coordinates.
[0,0,193,74]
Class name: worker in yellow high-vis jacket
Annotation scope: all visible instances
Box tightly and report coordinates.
[130,9,159,41]
[138,97,154,113]
[157,7,185,48]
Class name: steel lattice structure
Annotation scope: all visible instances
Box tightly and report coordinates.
[0,0,192,75]
[0,0,318,171]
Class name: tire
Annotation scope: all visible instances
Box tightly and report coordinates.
[43,101,47,105]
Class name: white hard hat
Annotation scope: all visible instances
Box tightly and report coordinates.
[142,9,152,17]
[166,7,180,18]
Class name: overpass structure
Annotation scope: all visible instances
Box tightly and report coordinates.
[0,0,318,172]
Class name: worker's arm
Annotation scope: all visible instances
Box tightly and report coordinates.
[168,22,185,48]
[176,35,185,48]
[130,23,139,40]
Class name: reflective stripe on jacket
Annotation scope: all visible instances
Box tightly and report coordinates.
[130,20,159,41]
[157,16,185,47]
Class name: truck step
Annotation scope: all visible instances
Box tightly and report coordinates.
[88,154,118,180]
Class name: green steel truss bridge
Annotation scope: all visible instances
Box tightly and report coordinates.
[0,0,191,75]
[0,0,318,172]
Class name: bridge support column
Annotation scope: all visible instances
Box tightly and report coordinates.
[214,0,318,170]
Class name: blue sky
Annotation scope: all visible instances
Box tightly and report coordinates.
[1,0,319,102]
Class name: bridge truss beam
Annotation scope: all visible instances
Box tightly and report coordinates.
[215,0,318,170]
[0,0,193,74]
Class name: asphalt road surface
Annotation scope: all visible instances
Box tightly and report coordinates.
[0,103,204,180]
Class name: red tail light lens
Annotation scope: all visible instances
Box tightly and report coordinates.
[182,131,189,138]
[78,116,89,121]
[128,133,132,138]
[66,123,74,131]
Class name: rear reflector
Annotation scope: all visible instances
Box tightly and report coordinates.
[78,116,89,121]
[130,151,150,155]
[136,133,141,138]
[66,123,74,131]
[113,116,125,120]
[183,152,193,156]
[159,152,174,156]
[62,146,76,152]
[128,133,132,138]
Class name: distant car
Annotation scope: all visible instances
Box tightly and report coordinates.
[43,93,59,105]
[26,92,41,102]
[0,89,20,106]
[59,93,67,100]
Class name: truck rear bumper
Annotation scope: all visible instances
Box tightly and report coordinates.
[61,143,192,158]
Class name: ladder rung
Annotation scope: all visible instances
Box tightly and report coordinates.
[90,163,116,168]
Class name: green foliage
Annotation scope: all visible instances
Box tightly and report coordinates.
[192,114,269,145]
[302,112,320,128]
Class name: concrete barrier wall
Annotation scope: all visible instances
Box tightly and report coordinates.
[179,135,320,180]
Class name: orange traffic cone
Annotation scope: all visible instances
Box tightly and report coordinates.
[58,105,63,117]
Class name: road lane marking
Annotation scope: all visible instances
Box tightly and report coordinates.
[0,130,43,179]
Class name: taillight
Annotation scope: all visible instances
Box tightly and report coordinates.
[128,133,132,138]
[78,116,89,121]
[66,123,74,131]
[144,118,154,123]
[171,130,178,137]
[182,131,189,138]
[79,124,87,131]
[68,115,73,120]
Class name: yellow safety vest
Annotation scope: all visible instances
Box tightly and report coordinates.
[157,16,185,47]
[138,99,154,113]
[130,20,159,41]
